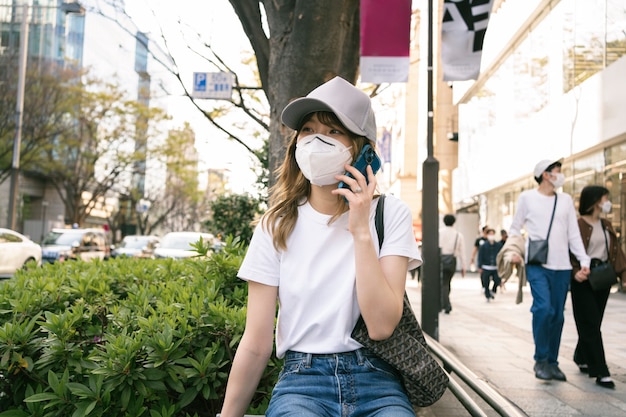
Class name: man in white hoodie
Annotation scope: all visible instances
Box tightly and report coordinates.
[509,159,590,382]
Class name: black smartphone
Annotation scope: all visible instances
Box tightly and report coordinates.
[338,144,382,190]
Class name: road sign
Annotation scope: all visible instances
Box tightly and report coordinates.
[192,72,234,99]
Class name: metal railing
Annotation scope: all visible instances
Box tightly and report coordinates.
[424,333,528,417]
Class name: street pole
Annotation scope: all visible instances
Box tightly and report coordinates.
[40,201,49,242]
[421,0,440,340]
[7,2,29,231]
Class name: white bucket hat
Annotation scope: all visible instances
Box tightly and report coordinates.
[281,76,377,141]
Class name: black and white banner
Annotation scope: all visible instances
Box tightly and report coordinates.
[441,0,494,81]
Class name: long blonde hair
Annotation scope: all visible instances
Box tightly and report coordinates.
[263,111,371,251]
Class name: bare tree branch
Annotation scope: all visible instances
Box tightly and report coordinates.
[88,2,266,164]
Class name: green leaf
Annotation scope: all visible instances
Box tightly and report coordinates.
[67,382,94,398]
[0,411,30,417]
[71,400,98,417]
[23,392,59,402]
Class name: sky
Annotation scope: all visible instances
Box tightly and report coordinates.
[82,0,263,195]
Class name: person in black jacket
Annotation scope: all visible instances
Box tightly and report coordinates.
[477,228,503,301]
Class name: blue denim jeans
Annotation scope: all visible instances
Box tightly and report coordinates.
[267,349,415,417]
[525,264,571,364]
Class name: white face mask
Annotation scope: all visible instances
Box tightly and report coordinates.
[601,200,612,214]
[487,234,496,242]
[295,134,352,186]
[549,172,565,188]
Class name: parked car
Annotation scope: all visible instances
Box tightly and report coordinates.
[0,228,42,278]
[41,228,110,263]
[111,235,160,259]
[153,232,216,259]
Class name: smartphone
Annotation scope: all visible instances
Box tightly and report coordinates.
[338,144,382,190]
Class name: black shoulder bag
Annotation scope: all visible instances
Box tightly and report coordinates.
[527,194,557,265]
[588,221,618,291]
[351,194,449,407]
[441,233,458,273]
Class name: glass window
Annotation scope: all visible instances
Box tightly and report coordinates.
[606,0,626,66]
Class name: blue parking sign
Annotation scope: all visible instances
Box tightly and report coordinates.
[194,73,207,92]
[192,72,233,99]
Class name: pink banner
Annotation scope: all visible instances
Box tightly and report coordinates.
[360,0,411,83]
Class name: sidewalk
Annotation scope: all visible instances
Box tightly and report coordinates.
[406,272,626,417]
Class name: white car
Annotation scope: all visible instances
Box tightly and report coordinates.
[153,232,215,259]
[0,228,42,278]
[41,228,111,263]
[111,235,160,258]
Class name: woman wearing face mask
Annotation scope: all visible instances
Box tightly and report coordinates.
[219,76,421,417]
[569,185,626,389]
[509,159,590,382]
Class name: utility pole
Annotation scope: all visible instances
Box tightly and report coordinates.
[5,2,85,230]
[421,0,441,340]
[7,2,28,230]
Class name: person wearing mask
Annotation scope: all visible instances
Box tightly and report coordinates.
[219,76,421,417]
[509,159,590,382]
[477,228,503,301]
[439,214,466,314]
[569,185,626,389]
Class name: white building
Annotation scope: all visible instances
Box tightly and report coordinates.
[452,0,626,253]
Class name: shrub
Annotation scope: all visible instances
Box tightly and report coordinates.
[0,238,280,416]
[205,194,262,245]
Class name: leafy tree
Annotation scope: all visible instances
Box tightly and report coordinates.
[1,59,177,229]
[107,123,210,237]
[205,193,262,245]
[0,58,81,184]
[40,76,170,226]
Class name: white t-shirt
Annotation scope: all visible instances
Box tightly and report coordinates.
[509,189,589,269]
[238,195,422,358]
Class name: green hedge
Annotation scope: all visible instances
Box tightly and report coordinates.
[0,238,279,417]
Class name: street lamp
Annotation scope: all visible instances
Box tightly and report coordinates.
[6,1,85,231]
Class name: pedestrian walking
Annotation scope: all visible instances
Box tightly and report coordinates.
[569,185,626,389]
[219,76,421,417]
[509,159,590,382]
[439,214,466,314]
[470,225,489,270]
[477,228,503,301]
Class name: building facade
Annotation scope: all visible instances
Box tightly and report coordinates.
[0,0,85,237]
[453,0,626,253]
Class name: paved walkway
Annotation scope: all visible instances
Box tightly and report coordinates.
[406,272,626,417]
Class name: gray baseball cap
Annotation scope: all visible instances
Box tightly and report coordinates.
[281,76,377,141]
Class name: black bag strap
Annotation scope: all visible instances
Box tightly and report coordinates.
[375,194,385,249]
[545,194,558,240]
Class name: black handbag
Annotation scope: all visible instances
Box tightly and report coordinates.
[441,234,458,273]
[527,195,557,265]
[588,221,617,291]
[351,195,449,407]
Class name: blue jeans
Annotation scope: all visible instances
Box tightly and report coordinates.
[525,265,571,364]
[267,349,415,417]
